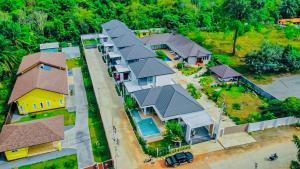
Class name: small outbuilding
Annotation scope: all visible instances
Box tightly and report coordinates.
[40,42,60,52]
[209,64,241,82]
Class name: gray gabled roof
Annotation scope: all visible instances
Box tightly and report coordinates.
[209,64,241,79]
[133,84,204,118]
[112,33,143,48]
[107,26,133,38]
[142,33,211,58]
[129,58,174,78]
[102,19,127,31]
[119,45,156,61]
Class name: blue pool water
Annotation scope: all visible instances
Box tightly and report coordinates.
[137,118,160,137]
[41,48,59,52]
[131,110,160,137]
[163,57,172,61]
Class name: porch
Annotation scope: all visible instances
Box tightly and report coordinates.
[28,141,62,157]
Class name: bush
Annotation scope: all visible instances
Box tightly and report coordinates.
[186,83,201,99]
[44,164,58,169]
[176,62,185,69]
[232,103,241,110]
[247,112,262,123]
[124,95,137,109]
[155,50,167,60]
[64,160,76,168]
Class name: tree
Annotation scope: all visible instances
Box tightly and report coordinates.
[222,0,265,55]
[291,135,300,169]
[280,0,299,18]
[165,120,184,143]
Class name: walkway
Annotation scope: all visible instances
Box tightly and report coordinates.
[62,67,94,168]
[84,48,146,169]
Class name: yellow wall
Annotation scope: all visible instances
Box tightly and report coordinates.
[137,32,151,38]
[5,147,28,161]
[16,89,65,114]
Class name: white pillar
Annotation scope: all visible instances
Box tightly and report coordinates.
[185,125,191,143]
[120,73,124,82]
[143,107,147,115]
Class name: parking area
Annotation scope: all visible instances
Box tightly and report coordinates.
[259,74,300,100]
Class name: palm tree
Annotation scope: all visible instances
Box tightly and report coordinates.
[280,0,299,18]
[291,135,300,169]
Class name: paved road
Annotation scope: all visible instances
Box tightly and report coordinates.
[62,68,94,168]
[84,48,146,169]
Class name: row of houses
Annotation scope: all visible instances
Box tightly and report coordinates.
[91,20,216,144]
[0,44,78,161]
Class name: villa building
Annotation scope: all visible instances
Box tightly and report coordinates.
[98,20,215,144]
[141,33,212,65]
[0,116,64,161]
[8,52,68,114]
[39,42,60,52]
[209,64,241,82]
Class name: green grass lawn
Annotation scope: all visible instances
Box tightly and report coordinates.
[15,108,76,126]
[66,58,83,69]
[219,85,265,121]
[179,66,201,76]
[82,63,111,162]
[18,154,77,169]
[83,39,98,45]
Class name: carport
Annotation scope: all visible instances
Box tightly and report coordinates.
[182,112,215,144]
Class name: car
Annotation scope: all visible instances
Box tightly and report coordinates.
[165,152,193,167]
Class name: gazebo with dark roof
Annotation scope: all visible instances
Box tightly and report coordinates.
[209,64,241,82]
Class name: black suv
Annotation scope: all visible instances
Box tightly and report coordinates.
[165,152,193,167]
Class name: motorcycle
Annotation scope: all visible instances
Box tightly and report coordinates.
[267,153,278,161]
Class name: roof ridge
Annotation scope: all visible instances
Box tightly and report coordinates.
[157,85,176,115]
[174,85,201,108]
[137,59,149,77]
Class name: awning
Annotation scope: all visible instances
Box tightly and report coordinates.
[108,52,121,59]
[182,111,214,128]
[115,65,130,73]
[103,42,114,47]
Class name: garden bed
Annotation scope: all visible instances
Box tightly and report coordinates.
[66,57,83,69]
[83,39,98,45]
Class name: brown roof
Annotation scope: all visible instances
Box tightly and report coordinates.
[17,52,66,75]
[0,115,64,152]
[9,65,68,104]
[209,64,241,79]
[279,18,300,24]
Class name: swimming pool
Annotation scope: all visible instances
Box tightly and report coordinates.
[131,110,160,138]
[163,57,172,61]
[41,48,59,52]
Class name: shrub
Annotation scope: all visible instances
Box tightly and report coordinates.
[155,50,167,60]
[124,95,137,109]
[64,160,76,168]
[165,120,184,143]
[44,164,58,169]
[186,83,201,99]
[232,103,241,110]
[247,112,262,123]
[176,62,185,69]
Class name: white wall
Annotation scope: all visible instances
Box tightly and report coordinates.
[187,56,197,65]
[155,74,173,87]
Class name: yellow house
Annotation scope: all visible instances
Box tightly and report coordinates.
[8,52,68,114]
[0,116,64,161]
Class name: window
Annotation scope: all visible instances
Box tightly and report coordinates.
[148,77,153,84]
[59,99,63,105]
[33,104,37,109]
[40,102,43,108]
[19,106,23,112]
[138,77,148,86]
[47,101,50,107]
[12,149,18,152]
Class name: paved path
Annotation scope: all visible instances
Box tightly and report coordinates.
[84,48,146,169]
[62,68,94,169]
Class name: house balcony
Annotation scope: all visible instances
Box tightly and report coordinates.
[124,81,153,93]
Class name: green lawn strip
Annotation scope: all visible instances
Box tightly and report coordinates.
[82,62,111,162]
[15,108,76,126]
[83,39,98,45]
[18,154,77,169]
[66,58,83,69]
[179,67,201,76]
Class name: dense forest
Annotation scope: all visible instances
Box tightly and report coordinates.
[0,0,299,125]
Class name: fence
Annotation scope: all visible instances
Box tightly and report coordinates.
[247,116,299,132]
[239,76,277,100]
[147,144,191,157]
[223,124,248,135]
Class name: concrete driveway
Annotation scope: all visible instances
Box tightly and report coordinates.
[62,68,94,169]
[84,48,146,169]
